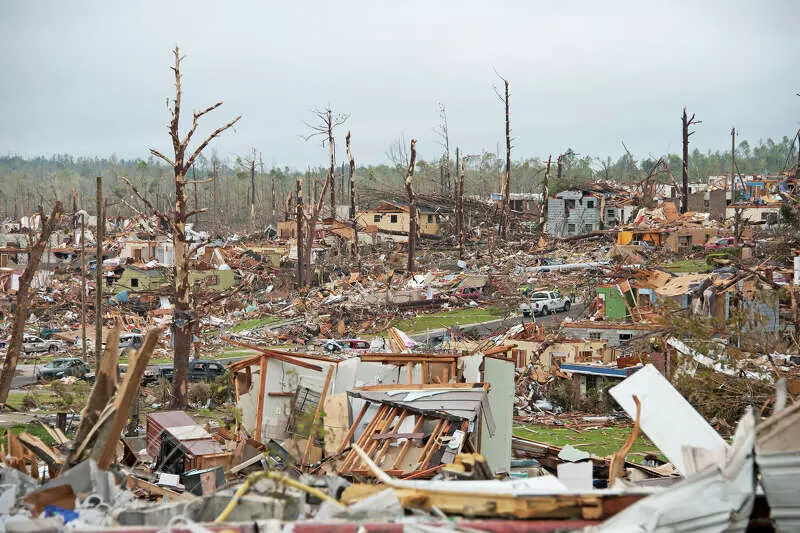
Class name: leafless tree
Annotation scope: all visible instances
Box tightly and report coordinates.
[435,103,452,196]
[387,133,410,173]
[346,131,359,263]
[681,107,702,213]
[121,46,240,408]
[494,72,512,238]
[302,108,348,283]
[236,148,258,225]
[0,202,63,405]
[405,139,418,272]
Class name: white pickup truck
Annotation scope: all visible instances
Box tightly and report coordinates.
[520,291,571,317]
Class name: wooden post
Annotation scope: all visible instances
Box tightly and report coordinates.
[95,177,103,369]
[301,365,334,465]
[254,355,268,442]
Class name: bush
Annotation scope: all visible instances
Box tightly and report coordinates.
[188,382,211,406]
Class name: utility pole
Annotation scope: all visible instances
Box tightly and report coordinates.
[95,177,103,369]
[80,214,87,360]
[730,128,736,203]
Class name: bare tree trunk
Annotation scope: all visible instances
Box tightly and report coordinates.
[123,46,240,408]
[271,169,276,226]
[296,177,304,287]
[328,110,336,219]
[540,155,552,233]
[0,202,63,405]
[346,131,358,264]
[250,152,256,224]
[730,127,736,201]
[681,107,701,214]
[458,149,465,259]
[405,139,418,272]
[95,177,103,368]
[498,76,511,239]
[192,165,199,225]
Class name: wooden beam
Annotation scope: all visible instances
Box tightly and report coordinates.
[254,355,268,442]
[96,327,162,469]
[392,415,425,470]
[222,339,324,371]
[336,401,370,455]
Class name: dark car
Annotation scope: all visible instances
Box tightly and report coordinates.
[142,360,225,386]
[189,360,227,382]
[37,358,91,381]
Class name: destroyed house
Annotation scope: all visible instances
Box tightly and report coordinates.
[338,383,499,478]
[114,265,168,293]
[545,190,602,237]
[356,201,443,237]
[119,235,175,265]
[562,321,660,347]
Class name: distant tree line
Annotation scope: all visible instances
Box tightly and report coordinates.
[0,135,795,231]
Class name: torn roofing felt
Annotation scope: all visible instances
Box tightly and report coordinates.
[347,386,495,435]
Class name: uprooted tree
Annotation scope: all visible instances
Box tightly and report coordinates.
[121,46,240,408]
[0,202,64,406]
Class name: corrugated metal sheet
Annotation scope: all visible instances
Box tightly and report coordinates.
[146,411,196,458]
[756,451,800,533]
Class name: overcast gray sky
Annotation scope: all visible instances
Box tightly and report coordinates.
[1,1,798,168]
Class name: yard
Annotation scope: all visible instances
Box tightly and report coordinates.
[389,306,510,334]
[658,259,711,273]
[513,424,665,464]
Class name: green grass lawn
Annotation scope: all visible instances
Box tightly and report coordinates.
[229,316,282,333]
[0,424,56,446]
[513,424,665,464]
[6,390,57,411]
[659,259,710,273]
[389,306,509,334]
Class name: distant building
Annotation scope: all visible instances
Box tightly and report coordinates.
[356,201,443,237]
[545,190,602,237]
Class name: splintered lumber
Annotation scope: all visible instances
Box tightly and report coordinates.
[68,323,121,465]
[348,444,644,520]
[336,401,369,455]
[94,327,162,470]
[254,355,268,441]
[127,475,195,501]
[17,432,62,474]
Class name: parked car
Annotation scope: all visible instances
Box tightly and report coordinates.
[705,237,739,250]
[189,360,227,382]
[22,335,64,354]
[119,333,144,351]
[37,358,91,381]
[320,338,371,353]
[520,291,571,317]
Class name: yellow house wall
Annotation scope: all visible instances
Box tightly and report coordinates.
[356,210,441,236]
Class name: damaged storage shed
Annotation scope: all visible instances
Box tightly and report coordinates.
[146,411,231,475]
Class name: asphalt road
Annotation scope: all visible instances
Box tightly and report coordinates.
[410,302,587,345]
[8,304,587,390]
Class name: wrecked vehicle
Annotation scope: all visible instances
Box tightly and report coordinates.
[36,357,91,381]
[22,335,64,354]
